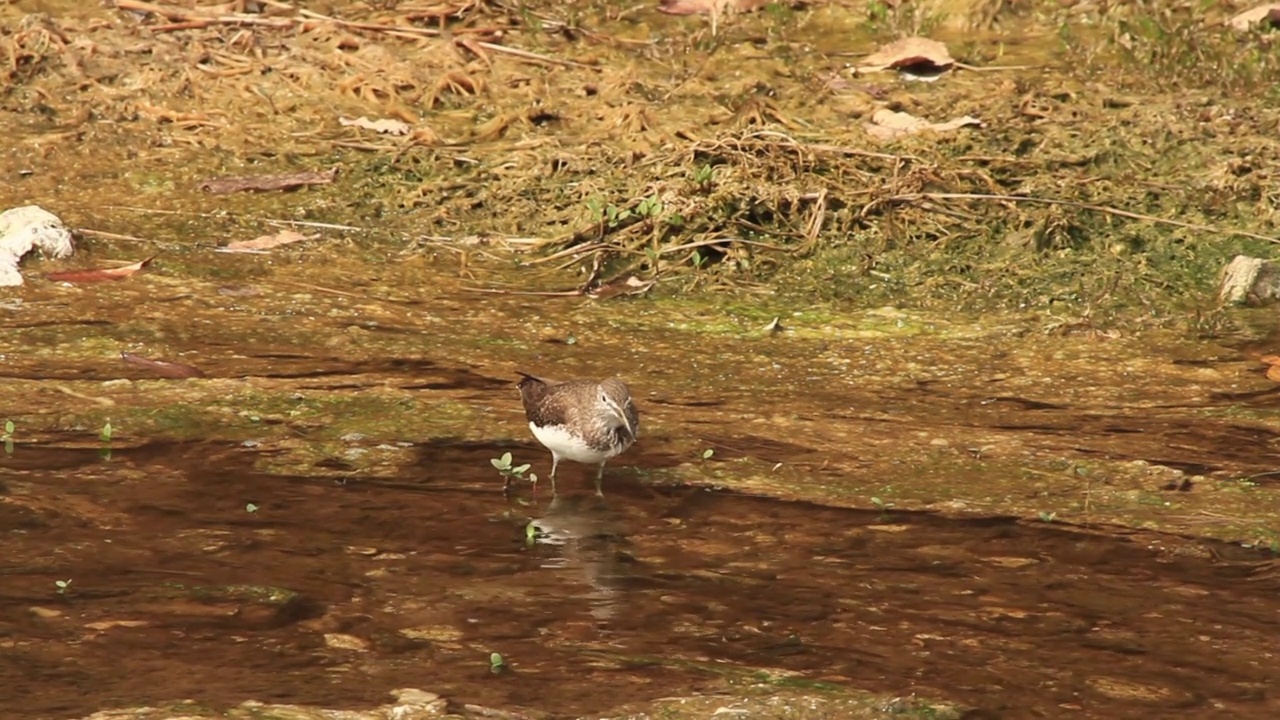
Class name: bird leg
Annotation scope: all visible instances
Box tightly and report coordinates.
[594,462,606,497]
[549,454,560,495]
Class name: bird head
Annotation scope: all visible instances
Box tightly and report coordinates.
[597,379,636,440]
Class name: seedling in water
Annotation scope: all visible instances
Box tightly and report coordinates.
[1038,511,1057,523]
[55,579,72,595]
[2,420,13,455]
[489,652,506,674]
[701,448,715,460]
[246,503,259,513]
[492,452,535,491]
[98,421,115,461]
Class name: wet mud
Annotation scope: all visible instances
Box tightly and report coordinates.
[2,439,1277,719]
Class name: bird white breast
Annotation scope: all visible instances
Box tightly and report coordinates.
[530,422,617,463]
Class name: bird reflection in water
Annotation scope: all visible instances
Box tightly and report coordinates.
[527,491,633,622]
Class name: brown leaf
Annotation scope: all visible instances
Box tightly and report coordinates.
[864,108,981,141]
[856,37,955,75]
[1227,4,1280,31]
[586,275,656,300]
[198,168,338,194]
[219,230,312,254]
[1267,363,1280,383]
[657,0,773,16]
[120,352,205,379]
[1259,354,1280,366]
[47,257,152,283]
[338,116,411,136]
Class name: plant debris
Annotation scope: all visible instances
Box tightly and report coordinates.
[199,169,339,195]
[120,352,205,379]
[2,0,1279,318]
[657,0,774,17]
[855,37,956,77]
[1227,3,1280,31]
[339,116,412,136]
[219,230,314,254]
[46,258,152,284]
[864,109,982,141]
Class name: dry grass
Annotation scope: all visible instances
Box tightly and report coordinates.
[1,0,1278,323]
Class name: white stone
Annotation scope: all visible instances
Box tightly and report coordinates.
[0,205,75,286]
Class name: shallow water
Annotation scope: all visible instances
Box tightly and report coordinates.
[2,438,1277,719]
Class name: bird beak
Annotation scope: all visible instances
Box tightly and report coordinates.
[604,397,635,438]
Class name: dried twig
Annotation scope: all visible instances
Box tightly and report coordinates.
[894,192,1279,243]
[116,0,597,71]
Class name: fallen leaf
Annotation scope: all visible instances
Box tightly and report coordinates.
[856,37,955,77]
[1227,4,1280,31]
[586,275,656,300]
[121,352,205,379]
[657,0,774,16]
[864,108,981,141]
[338,116,411,136]
[1268,364,1280,383]
[1259,354,1280,366]
[85,620,150,631]
[47,257,152,283]
[219,230,312,254]
[453,36,493,67]
[198,168,338,194]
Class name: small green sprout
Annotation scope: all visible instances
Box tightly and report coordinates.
[55,579,72,595]
[2,419,13,455]
[491,452,531,475]
[605,203,631,227]
[99,421,113,443]
[701,448,714,460]
[246,503,259,513]
[867,0,889,23]
[1038,511,1057,523]
[692,164,714,188]
[635,194,663,219]
[492,452,534,491]
[870,497,894,511]
[489,652,506,673]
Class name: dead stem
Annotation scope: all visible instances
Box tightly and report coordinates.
[897,192,1280,244]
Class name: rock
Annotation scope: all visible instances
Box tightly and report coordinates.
[1217,255,1280,305]
[0,205,75,286]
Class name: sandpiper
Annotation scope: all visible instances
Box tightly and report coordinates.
[516,372,640,495]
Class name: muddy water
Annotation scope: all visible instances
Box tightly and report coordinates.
[2,439,1276,719]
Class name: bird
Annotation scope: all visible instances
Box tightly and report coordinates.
[516,372,640,495]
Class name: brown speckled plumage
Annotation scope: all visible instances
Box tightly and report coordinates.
[516,372,639,495]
